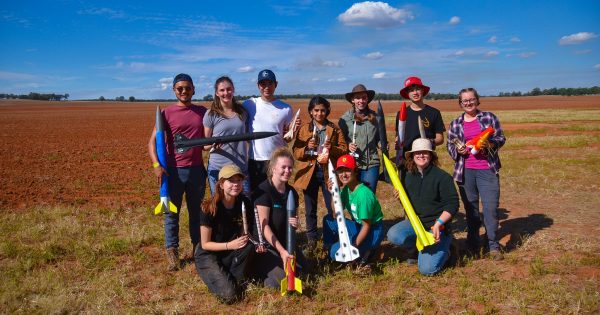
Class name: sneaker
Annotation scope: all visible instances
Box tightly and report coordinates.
[166,247,180,271]
[489,249,503,261]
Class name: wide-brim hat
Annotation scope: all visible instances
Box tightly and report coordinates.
[405,138,434,160]
[400,76,430,99]
[219,164,245,180]
[345,84,375,103]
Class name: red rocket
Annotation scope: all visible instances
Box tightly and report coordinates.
[466,126,494,155]
[396,102,407,164]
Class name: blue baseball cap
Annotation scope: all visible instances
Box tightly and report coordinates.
[257,69,276,83]
[173,73,194,86]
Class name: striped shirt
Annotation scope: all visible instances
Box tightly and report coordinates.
[447,111,506,183]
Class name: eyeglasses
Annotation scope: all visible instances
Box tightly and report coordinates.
[461,98,478,105]
[175,86,193,93]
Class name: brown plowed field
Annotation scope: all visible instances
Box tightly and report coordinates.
[0,95,599,210]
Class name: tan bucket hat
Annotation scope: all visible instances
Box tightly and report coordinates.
[405,138,434,160]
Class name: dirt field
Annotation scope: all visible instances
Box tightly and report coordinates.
[1,95,598,210]
[1,96,599,313]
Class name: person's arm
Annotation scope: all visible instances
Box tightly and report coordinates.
[433,132,444,146]
[330,125,348,158]
[292,124,314,161]
[355,219,371,247]
[257,205,291,265]
[201,225,248,251]
[431,211,452,242]
[202,126,214,151]
[148,126,167,182]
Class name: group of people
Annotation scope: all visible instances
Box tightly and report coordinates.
[148,70,506,303]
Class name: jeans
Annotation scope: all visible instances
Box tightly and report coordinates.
[303,165,333,240]
[164,166,206,249]
[322,214,384,261]
[358,165,380,193]
[458,168,501,251]
[387,219,452,275]
[207,163,250,195]
[194,243,254,304]
[248,159,268,192]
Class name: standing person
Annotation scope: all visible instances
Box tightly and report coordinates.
[387,139,459,276]
[203,76,250,194]
[338,84,381,192]
[194,165,254,304]
[148,73,208,271]
[292,96,347,249]
[395,77,446,172]
[243,69,299,191]
[323,154,384,263]
[251,148,304,289]
[447,88,506,260]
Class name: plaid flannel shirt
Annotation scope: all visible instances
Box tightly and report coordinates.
[447,111,506,183]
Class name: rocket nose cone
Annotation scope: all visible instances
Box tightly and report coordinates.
[155,106,164,131]
[286,190,296,211]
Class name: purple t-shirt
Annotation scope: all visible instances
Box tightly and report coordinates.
[163,104,207,167]
[463,120,489,170]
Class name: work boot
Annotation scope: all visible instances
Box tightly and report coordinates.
[489,249,503,261]
[166,247,180,271]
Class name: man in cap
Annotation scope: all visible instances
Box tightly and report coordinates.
[243,69,299,191]
[396,76,446,173]
[148,73,208,271]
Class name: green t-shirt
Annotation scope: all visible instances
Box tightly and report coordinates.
[341,183,384,223]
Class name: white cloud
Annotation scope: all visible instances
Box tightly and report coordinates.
[488,36,497,43]
[595,64,600,71]
[338,1,413,28]
[449,16,460,25]
[485,50,500,57]
[574,49,592,55]
[322,60,345,67]
[508,52,536,59]
[159,77,172,90]
[559,32,598,45]
[327,77,347,82]
[237,66,254,73]
[453,50,465,57]
[510,37,521,43]
[372,72,386,79]
[364,51,384,59]
[78,8,126,19]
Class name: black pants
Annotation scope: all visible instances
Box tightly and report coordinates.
[248,159,269,192]
[303,165,332,240]
[252,247,306,289]
[194,243,254,304]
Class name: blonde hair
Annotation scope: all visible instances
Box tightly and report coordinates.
[266,147,294,181]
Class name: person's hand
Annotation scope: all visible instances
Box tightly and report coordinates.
[293,117,301,133]
[317,152,329,164]
[431,223,443,243]
[255,243,267,253]
[457,145,469,156]
[323,138,331,151]
[307,138,316,150]
[227,235,248,250]
[326,179,334,192]
[392,189,399,199]
[480,140,494,149]
[349,142,358,153]
[279,250,293,267]
[153,166,168,184]
[289,216,299,229]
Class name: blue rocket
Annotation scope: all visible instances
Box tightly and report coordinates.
[154,106,177,215]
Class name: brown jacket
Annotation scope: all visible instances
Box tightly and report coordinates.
[293,120,348,191]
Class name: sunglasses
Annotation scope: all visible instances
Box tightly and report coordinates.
[175,86,193,93]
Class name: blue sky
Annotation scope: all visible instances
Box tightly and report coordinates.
[1,0,599,99]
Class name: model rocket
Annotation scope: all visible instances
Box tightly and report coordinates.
[283,109,301,141]
[281,190,302,296]
[377,100,390,183]
[327,160,360,262]
[349,120,359,158]
[396,102,407,165]
[154,106,177,215]
[417,115,426,139]
[383,154,435,251]
[175,131,278,154]
[466,126,494,155]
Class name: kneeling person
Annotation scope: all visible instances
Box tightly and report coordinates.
[195,165,254,304]
[324,154,384,263]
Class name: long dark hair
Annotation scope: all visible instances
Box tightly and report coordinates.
[202,177,227,217]
[210,76,245,119]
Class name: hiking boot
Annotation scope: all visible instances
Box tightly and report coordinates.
[489,249,503,261]
[166,247,180,271]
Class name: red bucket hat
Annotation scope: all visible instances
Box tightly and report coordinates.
[335,154,357,171]
[400,76,430,99]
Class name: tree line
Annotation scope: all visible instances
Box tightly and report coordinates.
[2,86,599,102]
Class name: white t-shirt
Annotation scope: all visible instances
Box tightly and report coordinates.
[243,97,293,161]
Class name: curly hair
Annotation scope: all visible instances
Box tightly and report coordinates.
[405,151,440,173]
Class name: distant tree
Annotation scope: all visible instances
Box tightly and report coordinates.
[99,96,106,101]
[64,93,69,100]
[530,87,542,96]
[202,94,213,101]
[128,96,136,102]
[116,96,125,101]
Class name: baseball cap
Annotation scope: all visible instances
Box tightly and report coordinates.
[257,69,276,83]
[218,164,245,180]
[335,154,357,171]
[173,73,194,86]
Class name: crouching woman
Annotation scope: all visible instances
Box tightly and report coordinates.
[323,154,384,263]
[387,139,459,275]
[194,164,254,304]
